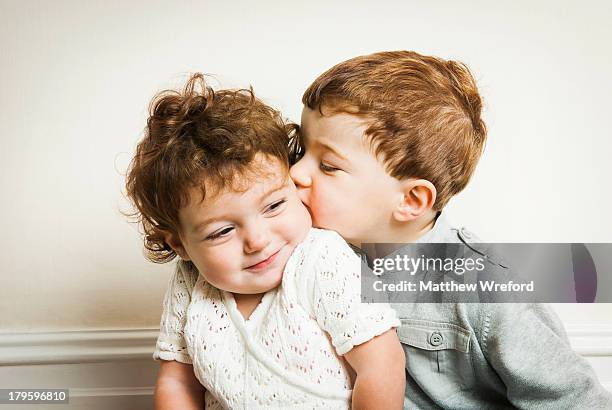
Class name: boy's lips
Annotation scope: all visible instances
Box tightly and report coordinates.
[301,203,315,221]
[245,248,282,271]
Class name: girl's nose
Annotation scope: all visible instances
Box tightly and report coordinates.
[243,224,271,254]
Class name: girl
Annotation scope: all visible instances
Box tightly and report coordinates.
[126,73,405,409]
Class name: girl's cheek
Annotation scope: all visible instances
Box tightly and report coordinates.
[309,197,332,228]
[202,253,232,275]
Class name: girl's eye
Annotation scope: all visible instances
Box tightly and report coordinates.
[319,162,340,173]
[266,199,287,214]
[206,226,234,240]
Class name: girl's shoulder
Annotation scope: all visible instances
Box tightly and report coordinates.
[294,227,352,257]
[286,227,359,275]
[282,227,361,307]
[175,260,200,297]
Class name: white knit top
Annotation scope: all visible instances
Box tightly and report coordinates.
[153,228,400,409]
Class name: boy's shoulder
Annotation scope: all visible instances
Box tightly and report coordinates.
[418,213,509,269]
[416,212,477,245]
[394,213,522,340]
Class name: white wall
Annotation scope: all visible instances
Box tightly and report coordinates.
[1,0,610,335]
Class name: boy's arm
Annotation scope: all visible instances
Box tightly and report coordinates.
[483,303,612,408]
[154,360,205,410]
[343,329,405,410]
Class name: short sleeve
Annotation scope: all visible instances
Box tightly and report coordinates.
[310,230,401,356]
[152,260,199,364]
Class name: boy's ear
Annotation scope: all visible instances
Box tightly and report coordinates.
[163,232,191,261]
[393,179,437,222]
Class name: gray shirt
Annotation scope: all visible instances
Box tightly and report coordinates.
[389,214,612,409]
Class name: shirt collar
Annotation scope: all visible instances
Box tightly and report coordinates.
[349,212,452,263]
[415,212,452,244]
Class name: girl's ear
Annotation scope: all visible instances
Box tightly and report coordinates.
[163,232,191,261]
[392,179,437,222]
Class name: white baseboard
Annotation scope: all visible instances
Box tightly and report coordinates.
[0,324,610,407]
[565,324,612,356]
[0,329,158,365]
[70,386,155,398]
[0,330,159,410]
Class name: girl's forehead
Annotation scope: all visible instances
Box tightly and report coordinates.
[188,163,290,210]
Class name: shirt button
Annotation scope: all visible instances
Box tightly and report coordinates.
[429,331,444,346]
[460,227,472,239]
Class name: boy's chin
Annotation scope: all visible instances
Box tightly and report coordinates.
[311,221,356,243]
[311,220,332,231]
[306,210,354,240]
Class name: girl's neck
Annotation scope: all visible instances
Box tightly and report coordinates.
[233,292,265,320]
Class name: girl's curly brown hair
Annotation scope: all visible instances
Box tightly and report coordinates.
[126,73,298,263]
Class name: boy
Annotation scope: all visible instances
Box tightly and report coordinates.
[290,51,612,409]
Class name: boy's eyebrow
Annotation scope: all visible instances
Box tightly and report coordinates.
[317,140,348,161]
[304,130,348,161]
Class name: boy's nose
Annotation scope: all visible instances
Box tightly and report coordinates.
[289,159,312,188]
[243,225,271,254]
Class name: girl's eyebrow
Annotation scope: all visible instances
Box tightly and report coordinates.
[259,181,287,202]
[192,215,222,234]
[191,179,289,234]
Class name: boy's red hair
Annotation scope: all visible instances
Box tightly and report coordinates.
[302,50,487,209]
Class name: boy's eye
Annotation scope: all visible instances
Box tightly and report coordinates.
[206,226,234,241]
[319,162,340,173]
[265,199,287,214]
